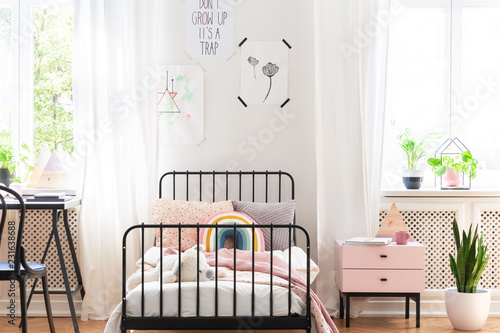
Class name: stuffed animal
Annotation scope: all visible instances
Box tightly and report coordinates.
[126,245,227,292]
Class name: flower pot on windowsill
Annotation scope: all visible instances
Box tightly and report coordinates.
[402,170,424,189]
[445,288,490,330]
[442,168,463,187]
[0,168,13,186]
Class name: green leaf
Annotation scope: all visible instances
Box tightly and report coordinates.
[462,151,472,163]
[449,254,459,287]
[436,165,447,177]
[456,245,465,292]
[453,219,460,250]
[427,158,442,167]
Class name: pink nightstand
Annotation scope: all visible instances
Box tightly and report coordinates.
[335,240,425,327]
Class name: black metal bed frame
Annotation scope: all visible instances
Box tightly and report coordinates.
[121,171,311,332]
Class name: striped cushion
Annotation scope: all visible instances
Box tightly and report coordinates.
[232,200,296,251]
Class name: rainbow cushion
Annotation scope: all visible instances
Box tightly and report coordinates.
[200,212,265,252]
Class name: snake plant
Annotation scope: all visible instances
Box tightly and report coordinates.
[449,219,489,293]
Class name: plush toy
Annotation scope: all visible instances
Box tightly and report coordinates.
[164,245,213,283]
[126,245,227,292]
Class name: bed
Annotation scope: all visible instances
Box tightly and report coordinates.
[104,171,336,333]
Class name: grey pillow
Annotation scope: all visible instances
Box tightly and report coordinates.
[232,200,296,251]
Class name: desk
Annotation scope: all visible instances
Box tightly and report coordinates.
[6,198,84,333]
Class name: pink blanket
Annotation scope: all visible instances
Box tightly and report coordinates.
[205,249,338,333]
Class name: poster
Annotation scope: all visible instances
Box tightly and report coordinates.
[186,0,234,58]
[157,65,204,144]
[240,41,289,105]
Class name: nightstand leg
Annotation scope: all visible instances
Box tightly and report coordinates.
[405,296,410,319]
[346,294,350,328]
[416,293,420,328]
[339,290,344,319]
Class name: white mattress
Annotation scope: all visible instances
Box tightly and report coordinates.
[104,280,306,333]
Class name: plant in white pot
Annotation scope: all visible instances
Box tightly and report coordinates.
[396,128,436,189]
[446,219,490,330]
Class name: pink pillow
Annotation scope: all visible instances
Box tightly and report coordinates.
[152,199,233,251]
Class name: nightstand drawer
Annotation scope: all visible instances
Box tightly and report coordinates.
[339,242,425,269]
[339,269,425,293]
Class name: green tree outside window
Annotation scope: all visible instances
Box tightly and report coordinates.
[33,9,73,158]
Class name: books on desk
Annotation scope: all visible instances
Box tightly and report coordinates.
[26,192,72,202]
[344,237,392,246]
[26,197,72,202]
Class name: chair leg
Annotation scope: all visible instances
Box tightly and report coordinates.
[20,277,39,328]
[42,275,56,333]
[18,275,28,333]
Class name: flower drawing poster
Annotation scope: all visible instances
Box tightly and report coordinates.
[157,65,204,144]
[240,41,288,105]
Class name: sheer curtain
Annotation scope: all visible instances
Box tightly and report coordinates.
[314,0,390,316]
[73,0,160,320]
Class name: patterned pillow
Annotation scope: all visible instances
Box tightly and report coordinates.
[232,200,296,251]
[199,211,265,252]
[152,199,233,251]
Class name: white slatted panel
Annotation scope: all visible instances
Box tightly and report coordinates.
[379,210,456,290]
[479,211,500,290]
[22,209,79,290]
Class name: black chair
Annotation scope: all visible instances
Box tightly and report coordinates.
[0,185,55,332]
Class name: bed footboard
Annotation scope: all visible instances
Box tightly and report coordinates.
[122,223,311,333]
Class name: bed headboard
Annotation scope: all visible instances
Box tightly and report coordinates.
[159,170,295,203]
[158,170,296,243]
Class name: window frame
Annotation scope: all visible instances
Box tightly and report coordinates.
[384,0,500,188]
[2,0,72,154]
[396,0,500,138]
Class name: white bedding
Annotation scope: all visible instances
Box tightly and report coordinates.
[105,246,319,333]
[135,246,319,283]
[104,280,306,333]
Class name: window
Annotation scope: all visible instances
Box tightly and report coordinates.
[383,0,500,188]
[0,0,72,176]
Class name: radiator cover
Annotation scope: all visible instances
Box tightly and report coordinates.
[22,209,79,291]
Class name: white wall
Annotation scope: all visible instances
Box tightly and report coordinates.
[157,0,318,260]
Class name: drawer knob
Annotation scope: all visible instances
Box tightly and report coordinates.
[381,278,388,282]
[380,255,388,258]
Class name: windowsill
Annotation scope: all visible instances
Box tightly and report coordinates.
[381,188,500,197]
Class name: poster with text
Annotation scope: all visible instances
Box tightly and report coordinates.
[186,0,234,58]
[157,65,204,144]
[240,41,288,105]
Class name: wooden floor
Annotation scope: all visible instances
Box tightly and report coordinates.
[1,317,500,332]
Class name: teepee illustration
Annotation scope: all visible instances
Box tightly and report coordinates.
[157,71,181,115]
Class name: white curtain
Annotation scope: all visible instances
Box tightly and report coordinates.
[73,0,160,320]
[314,0,390,316]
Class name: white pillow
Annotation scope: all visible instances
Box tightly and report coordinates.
[272,246,319,284]
[135,247,178,269]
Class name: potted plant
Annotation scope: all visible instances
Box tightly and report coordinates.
[445,219,490,330]
[0,130,16,186]
[0,130,33,186]
[427,151,478,188]
[397,128,434,189]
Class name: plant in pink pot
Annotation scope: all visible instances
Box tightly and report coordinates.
[427,151,478,188]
